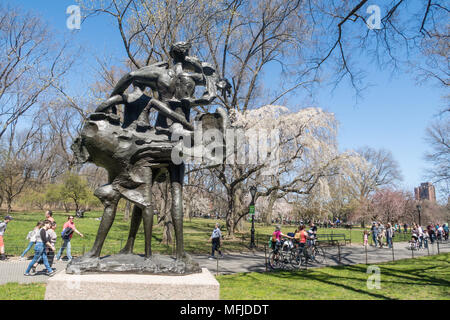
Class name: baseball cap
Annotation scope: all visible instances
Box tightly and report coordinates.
[4,215,13,221]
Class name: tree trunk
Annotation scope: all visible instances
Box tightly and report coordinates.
[226,192,235,237]
[63,202,70,213]
[123,200,132,221]
[161,213,174,245]
[232,186,246,233]
[159,181,173,245]
[185,198,191,220]
[264,192,277,225]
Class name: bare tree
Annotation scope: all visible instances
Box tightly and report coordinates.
[424,111,449,196]
[347,146,402,201]
[75,0,446,237]
[0,5,72,140]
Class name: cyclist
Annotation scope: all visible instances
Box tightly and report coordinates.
[308,222,317,246]
[294,225,309,251]
[271,225,293,252]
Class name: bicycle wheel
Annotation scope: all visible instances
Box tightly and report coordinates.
[312,246,325,264]
[289,250,301,269]
[268,251,282,270]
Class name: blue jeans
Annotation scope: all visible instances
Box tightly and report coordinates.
[372,233,378,246]
[21,241,35,257]
[56,238,72,260]
[386,236,392,248]
[25,243,52,273]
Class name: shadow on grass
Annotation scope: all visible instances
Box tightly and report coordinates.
[262,269,392,300]
[232,254,450,300]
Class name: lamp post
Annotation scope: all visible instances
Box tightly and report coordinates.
[249,186,257,249]
[416,204,422,227]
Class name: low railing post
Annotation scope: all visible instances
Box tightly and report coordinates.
[264,244,267,272]
[391,242,395,262]
[216,254,219,276]
[365,244,368,265]
[337,242,341,264]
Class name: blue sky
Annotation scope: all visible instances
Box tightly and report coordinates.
[8,0,449,199]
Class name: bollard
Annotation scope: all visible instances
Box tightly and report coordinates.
[264,244,267,272]
[437,240,440,254]
[427,243,430,256]
[412,245,414,259]
[337,242,341,264]
[391,242,395,262]
[216,255,219,276]
[365,244,368,265]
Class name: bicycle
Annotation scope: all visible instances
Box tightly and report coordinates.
[305,240,325,264]
[290,240,325,269]
[268,239,294,270]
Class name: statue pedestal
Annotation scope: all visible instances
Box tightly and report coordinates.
[44,268,219,300]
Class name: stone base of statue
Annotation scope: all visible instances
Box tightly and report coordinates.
[44,267,219,300]
[65,253,202,275]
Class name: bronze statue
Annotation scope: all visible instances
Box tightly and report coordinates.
[69,42,229,274]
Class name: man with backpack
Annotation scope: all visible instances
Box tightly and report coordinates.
[55,215,84,262]
[0,216,13,260]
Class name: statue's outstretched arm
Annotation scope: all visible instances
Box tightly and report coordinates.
[110,66,164,97]
[150,98,194,131]
[95,95,124,113]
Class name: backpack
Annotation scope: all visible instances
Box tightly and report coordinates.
[26,230,34,241]
[61,227,74,240]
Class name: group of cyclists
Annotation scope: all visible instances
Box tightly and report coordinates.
[269,223,323,269]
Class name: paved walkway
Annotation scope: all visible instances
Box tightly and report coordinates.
[1,241,448,284]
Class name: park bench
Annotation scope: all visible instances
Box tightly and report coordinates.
[317,233,351,246]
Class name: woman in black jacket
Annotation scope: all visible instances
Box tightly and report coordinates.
[24,220,56,277]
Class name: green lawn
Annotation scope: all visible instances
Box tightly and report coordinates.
[0,283,46,300]
[1,253,448,300]
[1,209,405,257]
[217,253,450,300]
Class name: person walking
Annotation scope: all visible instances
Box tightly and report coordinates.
[20,221,44,260]
[377,223,385,248]
[32,221,58,272]
[56,215,84,262]
[0,216,13,260]
[363,230,369,246]
[24,220,56,276]
[423,229,429,249]
[45,210,55,223]
[427,225,435,244]
[46,222,57,267]
[385,223,394,249]
[209,223,223,260]
[418,224,424,248]
[370,222,378,247]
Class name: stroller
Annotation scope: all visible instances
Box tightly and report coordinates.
[408,234,420,250]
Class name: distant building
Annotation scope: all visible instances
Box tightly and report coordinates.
[414,182,436,203]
